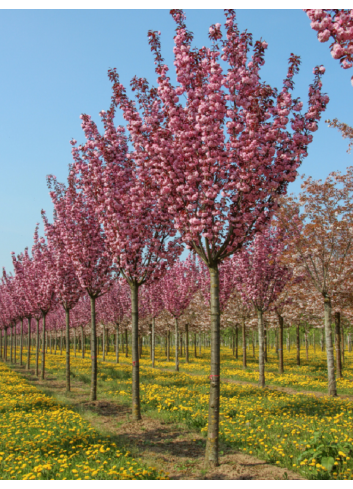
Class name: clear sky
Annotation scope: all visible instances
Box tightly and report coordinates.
[0,9,352,273]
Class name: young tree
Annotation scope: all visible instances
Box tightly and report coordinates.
[232,226,292,387]
[42,210,83,391]
[278,168,353,396]
[108,9,327,466]
[47,176,116,401]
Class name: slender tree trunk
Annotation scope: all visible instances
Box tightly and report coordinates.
[116,323,119,364]
[199,333,201,356]
[257,309,265,388]
[74,328,76,358]
[348,333,352,352]
[54,330,57,355]
[130,282,141,421]
[175,317,179,372]
[324,297,337,396]
[341,325,345,365]
[20,319,23,366]
[81,326,84,358]
[252,330,255,359]
[235,324,238,359]
[41,313,46,379]
[10,325,13,364]
[65,308,70,392]
[14,326,16,364]
[125,329,128,357]
[334,311,342,378]
[102,325,106,362]
[4,328,7,362]
[35,319,40,376]
[242,317,247,368]
[194,332,197,358]
[60,330,63,355]
[149,325,153,360]
[320,329,324,351]
[205,265,221,468]
[264,322,268,363]
[138,335,142,359]
[305,331,309,361]
[90,296,98,402]
[26,319,31,369]
[278,314,284,374]
[167,330,170,362]
[296,324,300,366]
[152,317,155,368]
[185,324,189,363]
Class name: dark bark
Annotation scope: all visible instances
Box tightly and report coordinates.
[205,265,221,468]
[26,317,31,370]
[194,332,197,358]
[167,330,170,362]
[185,324,189,363]
[235,324,238,359]
[102,325,106,362]
[125,329,128,357]
[130,282,141,421]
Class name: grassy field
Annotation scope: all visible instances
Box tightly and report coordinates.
[2,344,352,480]
[0,362,166,480]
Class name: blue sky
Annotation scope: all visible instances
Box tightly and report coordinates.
[0,9,352,272]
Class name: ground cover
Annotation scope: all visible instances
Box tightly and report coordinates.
[14,347,353,480]
[0,362,166,480]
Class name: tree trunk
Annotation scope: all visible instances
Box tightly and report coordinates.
[60,330,63,355]
[125,329,128,357]
[152,317,155,368]
[296,324,300,366]
[341,325,345,365]
[194,332,197,358]
[278,314,284,374]
[41,313,46,380]
[175,317,179,372]
[185,324,189,363]
[74,328,76,358]
[305,331,309,360]
[235,324,238,359]
[90,296,98,402]
[130,282,141,421]
[54,330,57,355]
[167,330,170,362]
[81,326,84,358]
[4,328,7,362]
[334,311,342,378]
[252,330,255,358]
[102,325,106,362]
[205,265,221,468]
[20,319,23,366]
[10,325,13,364]
[65,308,70,392]
[35,318,40,377]
[257,309,265,388]
[242,317,246,369]
[14,326,16,364]
[264,321,268,363]
[324,297,337,396]
[116,323,119,364]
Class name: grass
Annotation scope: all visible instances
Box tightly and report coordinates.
[2,343,353,480]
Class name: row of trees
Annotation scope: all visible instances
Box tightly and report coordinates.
[1,9,352,467]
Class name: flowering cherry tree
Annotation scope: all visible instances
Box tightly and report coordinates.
[304,9,353,83]
[232,226,292,387]
[160,256,198,371]
[108,8,328,466]
[42,210,83,391]
[47,176,116,401]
